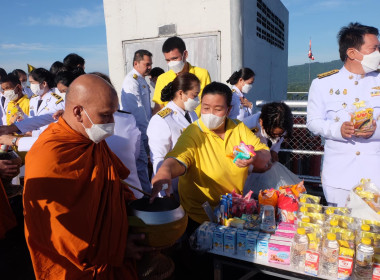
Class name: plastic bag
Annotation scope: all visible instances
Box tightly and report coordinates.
[243,162,302,196]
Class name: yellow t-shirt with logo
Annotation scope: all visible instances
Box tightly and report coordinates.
[152,63,211,106]
[166,118,269,224]
[6,95,30,125]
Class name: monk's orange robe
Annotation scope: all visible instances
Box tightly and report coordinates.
[23,117,137,280]
[0,180,17,239]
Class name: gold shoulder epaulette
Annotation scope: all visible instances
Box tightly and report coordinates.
[133,74,138,80]
[55,99,63,105]
[317,69,339,79]
[232,89,236,93]
[51,92,63,104]
[157,108,172,118]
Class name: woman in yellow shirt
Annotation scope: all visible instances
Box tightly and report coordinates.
[150,82,271,226]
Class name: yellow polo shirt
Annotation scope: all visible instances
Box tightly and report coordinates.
[6,95,30,125]
[166,118,269,224]
[152,63,211,106]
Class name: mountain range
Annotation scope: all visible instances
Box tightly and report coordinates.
[287,59,343,92]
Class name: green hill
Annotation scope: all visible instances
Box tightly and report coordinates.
[288,60,343,92]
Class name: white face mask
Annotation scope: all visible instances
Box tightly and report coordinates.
[3,89,18,101]
[261,126,280,144]
[30,83,44,96]
[201,113,226,130]
[242,83,253,94]
[81,108,115,143]
[21,81,28,89]
[355,49,380,73]
[168,58,185,73]
[183,96,200,112]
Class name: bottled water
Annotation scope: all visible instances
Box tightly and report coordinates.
[320,233,339,277]
[354,237,374,280]
[291,227,308,271]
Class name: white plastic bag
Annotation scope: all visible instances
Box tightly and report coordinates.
[243,162,301,196]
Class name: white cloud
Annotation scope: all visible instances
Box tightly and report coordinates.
[0,43,49,51]
[26,5,104,28]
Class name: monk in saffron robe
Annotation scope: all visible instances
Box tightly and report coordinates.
[0,179,17,239]
[23,74,150,280]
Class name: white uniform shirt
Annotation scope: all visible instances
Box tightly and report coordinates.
[243,112,284,153]
[120,68,151,144]
[229,85,253,121]
[147,101,198,174]
[0,95,9,125]
[16,90,64,150]
[307,66,380,190]
[106,111,144,199]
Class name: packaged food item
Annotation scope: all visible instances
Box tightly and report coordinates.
[195,222,217,251]
[299,194,321,204]
[320,233,339,278]
[245,231,259,260]
[227,141,256,164]
[300,203,323,213]
[305,233,321,276]
[268,239,292,265]
[256,233,271,262]
[212,225,227,253]
[353,237,374,279]
[303,212,325,227]
[236,229,249,257]
[279,180,306,198]
[277,222,297,231]
[338,247,354,280]
[373,254,380,280]
[224,228,237,255]
[259,205,276,234]
[277,188,299,224]
[353,179,380,213]
[350,100,374,132]
[324,206,352,216]
[258,189,278,208]
[361,219,380,234]
[290,228,308,271]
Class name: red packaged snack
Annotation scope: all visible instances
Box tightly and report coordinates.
[278,189,299,224]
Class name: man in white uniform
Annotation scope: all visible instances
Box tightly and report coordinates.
[307,22,380,206]
[120,49,152,193]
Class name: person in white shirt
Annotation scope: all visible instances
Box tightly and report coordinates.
[120,49,153,194]
[147,72,200,199]
[226,67,255,121]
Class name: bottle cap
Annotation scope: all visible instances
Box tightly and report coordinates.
[326,208,334,215]
[361,224,370,232]
[330,219,338,227]
[301,217,310,223]
[300,206,308,212]
[327,233,336,241]
[362,237,371,245]
[297,228,306,235]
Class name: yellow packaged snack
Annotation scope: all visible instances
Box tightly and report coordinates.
[299,203,323,213]
[299,194,321,204]
[351,100,374,132]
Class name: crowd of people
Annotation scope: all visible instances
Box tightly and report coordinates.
[1,21,379,279]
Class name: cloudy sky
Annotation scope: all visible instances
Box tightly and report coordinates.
[0,0,379,76]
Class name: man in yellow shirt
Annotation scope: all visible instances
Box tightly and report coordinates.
[152,36,211,115]
[151,82,271,224]
[1,74,29,125]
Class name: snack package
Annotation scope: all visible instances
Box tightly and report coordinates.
[361,219,380,234]
[350,100,374,132]
[277,188,299,224]
[230,190,257,218]
[324,206,352,217]
[299,194,321,204]
[258,189,278,208]
[227,141,256,164]
[279,180,306,198]
[303,212,325,227]
[299,203,323,213]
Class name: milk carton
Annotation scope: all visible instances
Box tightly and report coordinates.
[236,229,249,257]
[224,228,237,255]
[213,225,227,253]
[256,233,271,262]
[245,231,259,260]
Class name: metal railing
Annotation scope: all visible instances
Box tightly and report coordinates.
[256,98,323,185]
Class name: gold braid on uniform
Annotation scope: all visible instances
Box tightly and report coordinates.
[157,108,172,118]
[317,69,339,79]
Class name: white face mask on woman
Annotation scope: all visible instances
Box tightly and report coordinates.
[81,108,115,143]
[183,96,200,112]
[242,83,253,94]
[30,83,44,96]
[355,49,380,73]
[201,113,226,130]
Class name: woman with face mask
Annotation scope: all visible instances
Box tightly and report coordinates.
[150,81,271,229]
[226,67,255,121]
[147,72,200,200]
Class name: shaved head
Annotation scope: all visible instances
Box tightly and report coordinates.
[63,74,119,138]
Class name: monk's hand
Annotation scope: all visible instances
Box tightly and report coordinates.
[0,160,20,179]
[235,155,255,168]
[341,121,355,138]
[355,120,377,139]
[125,233,154,260]
[53,110,64,120]
[150,175,172,203]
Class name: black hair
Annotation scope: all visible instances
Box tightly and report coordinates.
[201,82,232,107]
[54,71,76,88]
[338,22,379,62]
[30,68,55,89]
[1,74,21,87]
[260,102,293,139]
[0,68,7,80]
[226,68,255,85]
[162,36,186,54]
[63,53,85,71]
[150,67,165,78]
[49,61,66,76]
[161,72,200,102]
[11,69,27,80]
[133,49,152,63]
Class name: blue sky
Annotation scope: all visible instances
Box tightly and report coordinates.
[0,0,379,75]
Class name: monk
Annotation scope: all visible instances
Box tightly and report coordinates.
[23,74,151,279]
[0,180,17,239]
